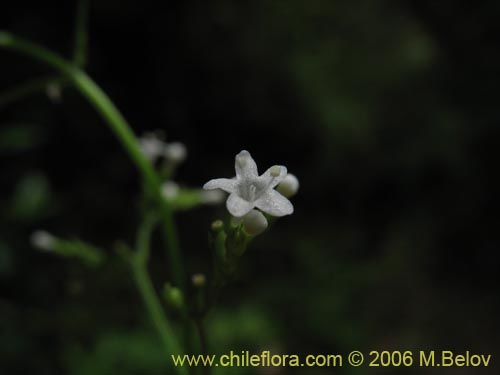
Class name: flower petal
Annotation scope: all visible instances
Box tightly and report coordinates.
[226,193,254,217]
[235,150,258,179]
[254,189,294,217]
[203,178,237,193]
[261,165,288,188]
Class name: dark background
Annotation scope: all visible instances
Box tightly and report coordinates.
[1,0,500,374]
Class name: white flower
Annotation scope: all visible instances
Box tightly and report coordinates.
[31,230,56,252]
[203,150,294,217]
[276,173,299,198]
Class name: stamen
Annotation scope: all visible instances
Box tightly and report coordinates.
[236,156,247,169]
[248,184,257,201]
[270,166,281,177]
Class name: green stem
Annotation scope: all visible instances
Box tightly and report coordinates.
[132,213,187,375]
[195,318,210,375]
[73,0,89,67]
[132,263,178,351]
[133,263,188,375]
[135,211,159,262]
[0,31,185,289]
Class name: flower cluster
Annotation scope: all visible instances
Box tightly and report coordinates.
[138,132,187,164]
[138,131,226,208]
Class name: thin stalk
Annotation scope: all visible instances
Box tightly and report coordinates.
[73,0,89,67]
[132,213,187,375]
[195,318,210,375]
[0,31,185,289]
[132,263,186,358]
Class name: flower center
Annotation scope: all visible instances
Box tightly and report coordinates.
[248,184,257,201]
[239,179,268,202]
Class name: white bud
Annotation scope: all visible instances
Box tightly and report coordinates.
[138,133,164,160]
[164,142,187,164]
[200,189,226,205]
[31,230,56,252]
[276,173,299,198]
[242,209,268,236]
[161,181,179,200]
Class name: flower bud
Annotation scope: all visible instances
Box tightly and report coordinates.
[138,133,164,160]
[211,220,224,232]
[191,273,206,288]
[164,142,187,164]
[161,181,179,200]
[228,216,241,228]
[46,83,62,103]
[276,173,299,198]
[242,209,268,236]
[163,283,185,310]
[31,230,56,252]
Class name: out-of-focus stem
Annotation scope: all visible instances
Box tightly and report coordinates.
[195,318,210,375]
[73,0,89,67]
[133,263,187,367]
[0,31,185,290]
[133,213,187,375]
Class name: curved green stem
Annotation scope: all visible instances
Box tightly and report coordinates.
[133,264,187,375]
[132,213,187,375]
[133,262,180,351]
[135,211,159,263]
[0,31,185,289]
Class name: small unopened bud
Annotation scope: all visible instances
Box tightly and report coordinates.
[139,133,164,160]
[31,230,56,252]
[276,173,299,198]
[230,216,243,228]
[270,166,281,177]
[46,83,62,103]
[164,142,187,164]
[201,189,226,205]
[161,181,179,200]
[163,283,184,310]
[211,220,224,232]
[191,273,206,288]
[242,210,268,236]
